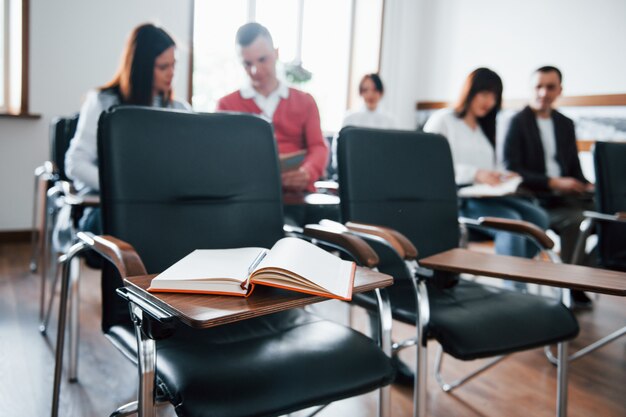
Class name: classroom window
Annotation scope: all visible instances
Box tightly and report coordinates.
[0,0,25,114]
[192,0,383,132]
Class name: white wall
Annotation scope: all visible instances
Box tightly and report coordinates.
[414,0,626,101]
[0,0,192,230]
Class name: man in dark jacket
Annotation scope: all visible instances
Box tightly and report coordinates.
[503,66,594,306]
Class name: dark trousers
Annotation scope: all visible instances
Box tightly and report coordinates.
[539,196,595,264]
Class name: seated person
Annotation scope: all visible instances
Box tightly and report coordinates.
[65,23,190,235]
[217,22,329,195]
[503,65,594,305]
[424,68,549,291]
[342,73,396,129]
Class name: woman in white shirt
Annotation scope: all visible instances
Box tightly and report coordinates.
[342,73,396,129]
[65,23,190,235]
[424,68,548,289]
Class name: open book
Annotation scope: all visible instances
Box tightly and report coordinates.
[279,150,306,172]
[149,237,355,300]
[458,176,523,198]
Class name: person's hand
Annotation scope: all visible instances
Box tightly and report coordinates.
[548,177,588,194]
[282,167,310,191]
[585,182,595,193]
[500,170,519,180]
[474,169,503,186]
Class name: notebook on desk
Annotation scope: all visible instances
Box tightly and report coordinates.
[149,237,355,300]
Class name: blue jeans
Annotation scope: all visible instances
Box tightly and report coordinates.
[461,196,549,290]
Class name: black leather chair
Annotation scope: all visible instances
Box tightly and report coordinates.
[335,126,580,417]
[31,115,79,307]
[51,108,395,417]
[32,115,100,386]
[552,141,626,363]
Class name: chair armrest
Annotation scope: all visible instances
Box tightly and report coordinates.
[76,232,147,278]
[314,180,339,194]
[35,161,58,182]
[461,216,555,250]
[116,287,173,324]
[59,181,100,207]
[345,221,418,260]
[583,210,626,223]
[303,224,380,268]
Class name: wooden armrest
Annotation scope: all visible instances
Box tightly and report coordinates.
[345,222,418,260]
[77,232,147,278]
[59,181,100,207]
[303,224,379,268]
[477,217,554,250]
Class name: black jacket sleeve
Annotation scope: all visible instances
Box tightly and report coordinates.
[503,114,550,191]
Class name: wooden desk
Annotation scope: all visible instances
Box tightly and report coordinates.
[124,267,393,329]
[420,248,626,417]
[420,248,626,296]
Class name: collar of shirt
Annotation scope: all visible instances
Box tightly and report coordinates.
[240,81,289,120]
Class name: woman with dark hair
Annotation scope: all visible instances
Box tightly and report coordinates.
[342,73,396,128]
[65,23,190,233]
[424,68,549,288]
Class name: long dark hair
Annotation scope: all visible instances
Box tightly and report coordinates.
[454,67,503,146]
[100,23,176,106]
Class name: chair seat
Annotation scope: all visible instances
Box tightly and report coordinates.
[115,309,393,417]
[355,279,579,361]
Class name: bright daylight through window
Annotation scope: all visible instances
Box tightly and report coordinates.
[192,0,383,132]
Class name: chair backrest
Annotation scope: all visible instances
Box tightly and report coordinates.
[593,141,626,271]
[49,114,79,181]
[336,127,459,260]
[97,106,285,330]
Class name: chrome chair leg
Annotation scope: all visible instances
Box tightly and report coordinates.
[414,279,429,417]
[40,185,64,322]
[375,288,392,417]
[39,259,61,334]
[30,168,45,272]
[556,341,568,417]
[50,241,88,417]
[130,303,157,417]
[110,401,138,417]
[434,346,505,392]
[544,325,626,364]
[68,256,81,382]
[39,194,51,322]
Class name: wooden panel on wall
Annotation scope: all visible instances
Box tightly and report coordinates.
[417,93,626,110]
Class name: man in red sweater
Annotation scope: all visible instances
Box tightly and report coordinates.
[217,22,329,193]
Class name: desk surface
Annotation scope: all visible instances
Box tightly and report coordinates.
[125,267,393,329]
[420,248,626,296]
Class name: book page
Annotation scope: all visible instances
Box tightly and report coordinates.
[252,237,354,299]
[458,176,522,198]
[151,247,267,291]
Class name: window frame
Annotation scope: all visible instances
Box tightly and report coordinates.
[0,0,33,118]
[189,0,384,132]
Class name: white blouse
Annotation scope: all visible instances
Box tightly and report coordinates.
[342,107,396,129]
[423,108,497,185]
[65,90,190,193]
